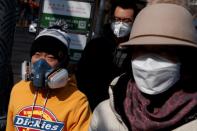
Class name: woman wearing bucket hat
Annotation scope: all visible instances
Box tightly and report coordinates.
[89,3,197,131]
[6,26,92,131]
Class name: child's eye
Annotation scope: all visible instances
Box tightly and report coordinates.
[47,55,55,59]
[46,55,56,61]
[34,52,41,58]
[34,52,41,56]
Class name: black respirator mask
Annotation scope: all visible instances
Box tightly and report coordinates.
[21,59,69,89]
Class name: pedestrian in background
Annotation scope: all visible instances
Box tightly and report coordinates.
[18,0,31,27]
[76,0,139,110]
[29,0,40,22]
[89,3,197,131]
[6,26,92,131]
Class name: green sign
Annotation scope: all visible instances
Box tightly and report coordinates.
[39,0,93,62]
[40,13,91,33]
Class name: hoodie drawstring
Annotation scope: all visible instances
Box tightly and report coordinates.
[29,89,38,125]
[29,89,50,126]
[39,90,49,125]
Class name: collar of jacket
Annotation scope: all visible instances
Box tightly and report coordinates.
[108,73,131,129]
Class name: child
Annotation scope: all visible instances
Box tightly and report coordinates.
[6,26,92,131]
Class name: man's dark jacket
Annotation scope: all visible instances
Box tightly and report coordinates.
[76,24,130,110]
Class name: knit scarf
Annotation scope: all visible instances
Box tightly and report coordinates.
[124,81,197,131]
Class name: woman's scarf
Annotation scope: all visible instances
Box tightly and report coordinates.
[124,81,197,131]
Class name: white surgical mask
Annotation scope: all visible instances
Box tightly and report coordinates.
[111,22,132,38]
[131,54,180,95]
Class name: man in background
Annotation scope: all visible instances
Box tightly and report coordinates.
[76,0,139,110]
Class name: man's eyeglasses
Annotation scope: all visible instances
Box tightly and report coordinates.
[112,17,133,23]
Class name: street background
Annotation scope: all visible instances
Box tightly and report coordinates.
[12,0,197,84]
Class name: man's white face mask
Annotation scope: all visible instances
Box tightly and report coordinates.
[131,54,181,95]
[111,21,132,38]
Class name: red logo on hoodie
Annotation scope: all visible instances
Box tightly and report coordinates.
[14,106,64,131]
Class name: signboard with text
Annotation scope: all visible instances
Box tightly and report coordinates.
[68,33,87,62]
[40,0,92,33]
[39,0,94,62]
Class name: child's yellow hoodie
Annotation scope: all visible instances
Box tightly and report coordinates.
[6,75,92,131]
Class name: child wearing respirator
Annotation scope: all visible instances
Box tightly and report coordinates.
[6,26,92,131]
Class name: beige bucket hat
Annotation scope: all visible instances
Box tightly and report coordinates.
[120,3,197,48]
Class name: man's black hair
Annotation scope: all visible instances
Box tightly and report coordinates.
[111,0,138,18]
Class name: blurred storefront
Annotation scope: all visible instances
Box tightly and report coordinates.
[15,0,196,62]
[16,0,196,30]
[15,0,146,63]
